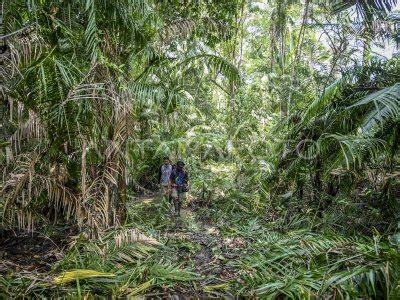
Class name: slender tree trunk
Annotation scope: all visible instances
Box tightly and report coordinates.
[288,0,310,117]
[313,157,322,203]
[81,139,87,198]
[117,113,128,224]
[117,157,127,223]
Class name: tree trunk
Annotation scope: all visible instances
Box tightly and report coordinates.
[313,157,322,202]
[117,158,127,223]
[116,114,128,224]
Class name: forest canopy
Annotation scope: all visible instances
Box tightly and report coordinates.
[1,0,399,298]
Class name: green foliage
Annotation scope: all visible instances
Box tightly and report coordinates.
[1,0,399,298]
[1,0,240,231]
[235,229,399,298]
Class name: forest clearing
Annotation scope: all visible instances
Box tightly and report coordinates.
[1,0,400,298]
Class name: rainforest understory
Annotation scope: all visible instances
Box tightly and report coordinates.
[1,0,400,298]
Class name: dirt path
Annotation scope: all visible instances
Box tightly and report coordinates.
[137,193,242,292]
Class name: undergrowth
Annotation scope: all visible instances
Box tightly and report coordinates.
[2,190,398,299]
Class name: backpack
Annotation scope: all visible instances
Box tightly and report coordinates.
[175,170,189,192]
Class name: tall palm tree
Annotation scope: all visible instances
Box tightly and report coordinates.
[0,0,240,232]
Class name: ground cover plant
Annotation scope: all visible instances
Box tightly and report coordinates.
[1,0,399,298]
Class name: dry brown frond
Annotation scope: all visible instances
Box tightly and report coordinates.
[112,228,161,247]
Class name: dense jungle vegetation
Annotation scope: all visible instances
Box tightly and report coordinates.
[1,0,400,298]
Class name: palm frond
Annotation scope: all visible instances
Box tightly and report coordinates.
[159,17,230,47]
[331,0,398,17]
[349,83,400,134]
[178,54,241,86]
[302,76,348,124]
[322,134,387,169]
[85,0,99,63]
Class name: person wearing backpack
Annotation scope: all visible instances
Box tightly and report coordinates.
[170,159,189,217]
[158,156,173,204]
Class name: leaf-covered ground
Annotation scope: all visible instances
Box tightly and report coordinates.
[1,190,398,298]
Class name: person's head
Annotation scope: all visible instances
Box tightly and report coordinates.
[163,156,170,165]
[176,160,185,170]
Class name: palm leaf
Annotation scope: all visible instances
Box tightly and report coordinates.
[302,76,348,124]
[54,269,116,285]
[349,83,400,134]
[178,54,241,86]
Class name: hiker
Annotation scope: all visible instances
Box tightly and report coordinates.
[158,156,173,204]
[170,159,189,216]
